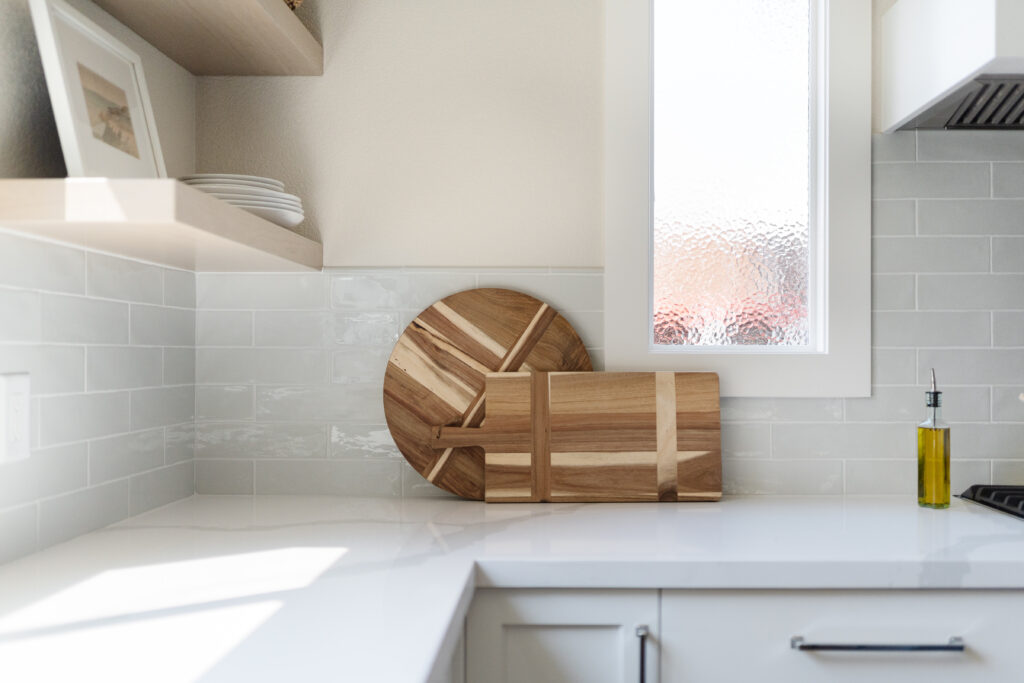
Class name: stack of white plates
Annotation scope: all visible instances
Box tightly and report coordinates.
[179,174,304,229]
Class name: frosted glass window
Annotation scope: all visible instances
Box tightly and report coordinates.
[652,0,814,347]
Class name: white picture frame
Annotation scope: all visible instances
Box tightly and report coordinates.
[29,0,165,178]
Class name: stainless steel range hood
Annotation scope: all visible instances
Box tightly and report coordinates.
[881,0,1024,131]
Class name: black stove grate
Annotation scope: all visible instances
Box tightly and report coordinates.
[958,485,1024,518]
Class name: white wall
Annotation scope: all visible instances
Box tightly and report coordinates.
[196,0,603,267]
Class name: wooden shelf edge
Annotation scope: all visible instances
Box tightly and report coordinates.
[92,0,323,76]
[0,178,323,272]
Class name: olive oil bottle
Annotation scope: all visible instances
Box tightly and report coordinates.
[918,369,950,508]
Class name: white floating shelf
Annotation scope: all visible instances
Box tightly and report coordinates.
[0,179,322,272]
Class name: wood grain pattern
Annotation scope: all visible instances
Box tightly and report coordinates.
[92,0,323,75]
[434,371,721,503]
[383,289,592,500]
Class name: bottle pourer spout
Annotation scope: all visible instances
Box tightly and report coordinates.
[930,368,937,393]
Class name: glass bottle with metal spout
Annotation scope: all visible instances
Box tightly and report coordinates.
[918,369,950,508]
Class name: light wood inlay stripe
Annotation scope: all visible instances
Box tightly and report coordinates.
[499,304,556,371]
[406,322,492,378]
[677,450,712,463]
[531,372,551,502]
[551,451,657,467]
[488,452,531,467]
[426,447,454,482]
[430,301,508,359]
[656,371,678,502]
[486,488,534,499]
[390,337,476,414]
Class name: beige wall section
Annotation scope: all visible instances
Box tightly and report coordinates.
[0,0,195,179]
[196,0,603,267]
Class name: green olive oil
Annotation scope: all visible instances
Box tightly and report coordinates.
[917,369,950,509]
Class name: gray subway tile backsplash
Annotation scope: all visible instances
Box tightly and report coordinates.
[0,232,85,294]
[253,459,403,496]
[163,268,196,308]
[0,505,39,565]
[918,131,1024,161]
[128,461,195,516]
[198,273,328,309]
[992,237,1024,272]
[86,346,163,391]
[992,163,1024,197]
[992,387,1024,422]
[197,310,253,346]
[86,252,163,304]
[0,233,195,565]
[88,429,165,484]
[872,236,990,273]
[918,274,1024,310]
[872,162,990,199]
[918,199,1024,235]
[130,304,195,346]
[0,345,84,394]
[871,132,916,162]
[871,274,916,311]
[872,312,991,348]
[993,313,1024,346]
[871,349,918,386]
[724,459,844,495]
[0,443,87,510]
[197,348,327,385]
[195,459,254,494]
[41,293,128,344]
[196,385,254,421]
[196,422,328,460]
[0,288,42,342]
[871,200,915,236]
[39,391,130,446]
[918,349,1024,385]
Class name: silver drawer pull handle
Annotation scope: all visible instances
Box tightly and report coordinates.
[636,625,649,683]
[791,636,965,652]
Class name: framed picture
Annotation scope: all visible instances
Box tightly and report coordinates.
[29,0,165,177]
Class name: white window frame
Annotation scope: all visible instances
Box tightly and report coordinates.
[603,0,871,397]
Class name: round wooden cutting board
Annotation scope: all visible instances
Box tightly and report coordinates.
[383,288,592,500]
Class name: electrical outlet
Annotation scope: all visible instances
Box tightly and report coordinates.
[0,373,30,463]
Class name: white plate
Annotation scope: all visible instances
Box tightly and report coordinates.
[212,193,303,209]
[237,205,304,229]
[223,200,304,214]
[189,184,301,203]
[179,174,285,190]
[184,179,285,192]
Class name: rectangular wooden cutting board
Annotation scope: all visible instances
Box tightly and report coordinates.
[433,371,721,503]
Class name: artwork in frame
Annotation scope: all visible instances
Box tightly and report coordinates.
[29,0,165,177]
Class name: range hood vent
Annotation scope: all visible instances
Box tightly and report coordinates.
[881,0,1024,131]
[931,78,1024,130]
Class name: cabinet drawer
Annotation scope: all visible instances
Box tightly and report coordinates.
[467,589,659,683]
[662,590,1023,683]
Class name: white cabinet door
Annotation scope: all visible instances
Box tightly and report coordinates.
[466,589,658,683]
[662,590,1024,683]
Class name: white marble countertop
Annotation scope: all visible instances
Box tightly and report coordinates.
[1,494,1023,682]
